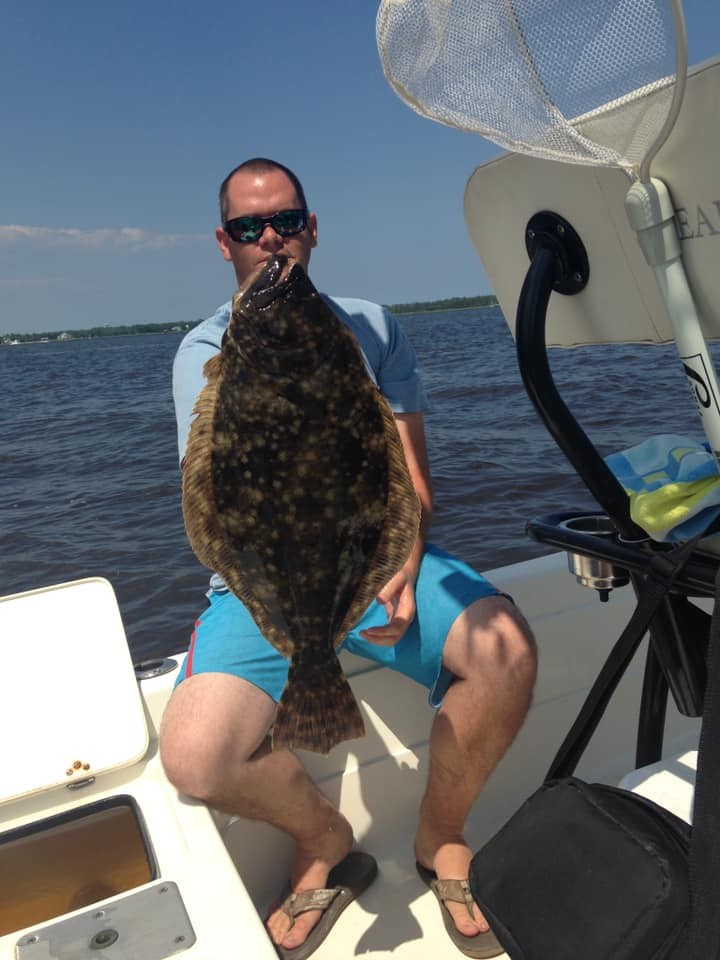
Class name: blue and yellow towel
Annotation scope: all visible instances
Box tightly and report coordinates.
[605,434,720,541]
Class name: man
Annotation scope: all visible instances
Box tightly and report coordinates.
[160,157,537,959]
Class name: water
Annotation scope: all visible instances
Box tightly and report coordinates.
[0,307,710,661]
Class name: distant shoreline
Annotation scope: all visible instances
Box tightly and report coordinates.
[1,295,499,343]
[388,295,498,315]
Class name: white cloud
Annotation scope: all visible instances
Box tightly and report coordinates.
[0,224,207,251]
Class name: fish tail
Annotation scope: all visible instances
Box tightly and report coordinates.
[272,652,365,755]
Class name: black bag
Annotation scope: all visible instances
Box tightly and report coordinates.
[471,779,690,960]
[469,546,720,960]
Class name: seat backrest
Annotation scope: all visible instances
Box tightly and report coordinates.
[464,56,720,347]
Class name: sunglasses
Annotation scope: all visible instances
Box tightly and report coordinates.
[223,208,308,244]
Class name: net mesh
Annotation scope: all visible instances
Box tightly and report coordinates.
[376,0,678,171]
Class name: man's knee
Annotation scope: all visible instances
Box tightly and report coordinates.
[159,705,234,800]
[490,596,536,670]
[158,674,274,800]
[446,594,537,688]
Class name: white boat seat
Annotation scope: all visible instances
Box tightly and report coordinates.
[619,749,697,825]
[464,56,720,348]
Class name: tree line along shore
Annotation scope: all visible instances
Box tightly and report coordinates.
[1,294,499,343]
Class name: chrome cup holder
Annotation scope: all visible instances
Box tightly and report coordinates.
[559,515,630,601]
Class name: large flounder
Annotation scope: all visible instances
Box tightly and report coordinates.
[182,255,420,754]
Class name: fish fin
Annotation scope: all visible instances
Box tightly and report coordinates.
[336,396,421,641]
[272,653,365,755]
[182,371,240,578]
[201,352,223,381]
[182,374,223,573]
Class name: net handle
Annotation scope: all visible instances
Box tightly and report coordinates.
[638,0,688,182]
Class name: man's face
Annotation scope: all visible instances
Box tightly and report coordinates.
[216,168,318,289]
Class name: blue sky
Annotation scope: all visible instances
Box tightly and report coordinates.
[1,1,718,334]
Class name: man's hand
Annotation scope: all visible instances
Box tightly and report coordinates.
[359,412,431,648]
[359,567,417,647]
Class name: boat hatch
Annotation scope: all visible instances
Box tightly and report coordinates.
[0,795,156,936]
[0,578,149,806]
[14,882,195,958]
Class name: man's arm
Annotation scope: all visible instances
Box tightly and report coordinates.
[360,411,433,646]
[394,411,433,572]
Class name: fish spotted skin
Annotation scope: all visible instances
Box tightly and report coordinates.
[182,255,420,754]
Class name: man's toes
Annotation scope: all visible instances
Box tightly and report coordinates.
[280,910,322,948]
[452,913,481,937]
[445,901,488,937]
[266,912,289,945]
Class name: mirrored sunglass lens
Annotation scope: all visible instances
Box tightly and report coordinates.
[235,218,263,242]
[225,210,306,242]
[273,211,305,235]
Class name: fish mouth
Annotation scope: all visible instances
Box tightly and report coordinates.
[244,255,306,310]
[255,255,288,290]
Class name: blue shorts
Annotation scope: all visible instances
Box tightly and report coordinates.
[176,543,501,707]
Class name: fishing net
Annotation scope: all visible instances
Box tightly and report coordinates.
[376,0,681,173]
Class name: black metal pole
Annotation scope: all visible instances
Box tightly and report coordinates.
[515,245,647,542]
[516,222,707,762]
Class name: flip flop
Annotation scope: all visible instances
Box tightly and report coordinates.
[274,850,378,960]
[416,861,504,959]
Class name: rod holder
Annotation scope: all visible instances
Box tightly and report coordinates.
[559,515,630,601]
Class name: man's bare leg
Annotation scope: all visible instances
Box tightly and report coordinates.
[160,673,353,951]
[414,595,537,937]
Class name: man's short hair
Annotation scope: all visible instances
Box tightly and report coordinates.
[218,158,309,222]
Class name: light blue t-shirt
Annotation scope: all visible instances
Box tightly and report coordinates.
[172,294,429,466]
